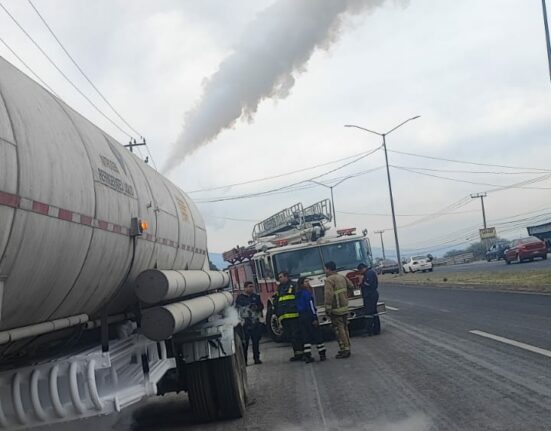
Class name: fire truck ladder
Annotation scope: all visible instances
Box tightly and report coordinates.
[303,199,332,224]
[252,199,332,241]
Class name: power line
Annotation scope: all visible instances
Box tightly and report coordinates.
[0,1,134,140]
[392,165,551,191]
[392,165,544,176]
[188,149,377,194]
[26,0,158,170]
[0,35,57,95]
[337,209,479,217]
[204,215,258,223]
[388,149,551,172]
[196,146,382,203]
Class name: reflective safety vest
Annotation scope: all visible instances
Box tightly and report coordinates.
[275,283,299,320]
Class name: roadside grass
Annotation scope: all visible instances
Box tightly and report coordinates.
[379,270,551,293]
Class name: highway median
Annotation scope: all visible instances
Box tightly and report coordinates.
[379,270,551,294]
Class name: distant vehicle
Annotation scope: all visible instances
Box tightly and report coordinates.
[376,259,400,274]
[402,255,433,273]
[486,241,510,262]
[504,237,548,264]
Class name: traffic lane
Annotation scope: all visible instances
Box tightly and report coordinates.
[43,305,551,431]
[380,283,551,350]
[433,256,551,273]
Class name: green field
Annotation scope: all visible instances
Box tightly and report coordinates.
[379,270,551,293]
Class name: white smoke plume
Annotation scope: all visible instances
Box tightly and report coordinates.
[163,0,387,173]
[202,305,242,329]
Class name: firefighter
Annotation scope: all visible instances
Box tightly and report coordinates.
[236,281,264,364]
[324,261,353,359]
[296,277,327,363]
[357,263,381,336]
[274,271,303,361]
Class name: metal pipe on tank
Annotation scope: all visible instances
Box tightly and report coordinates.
[135,269,229,304]
[140,291,233,341]
[0,314,89,345]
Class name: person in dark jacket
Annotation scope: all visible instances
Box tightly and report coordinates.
[236,281,264,364]
[296,277,326,363]
[357,263,381,336]
[274,271,303,361]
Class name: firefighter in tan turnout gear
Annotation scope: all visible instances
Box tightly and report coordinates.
[324,261,352,358]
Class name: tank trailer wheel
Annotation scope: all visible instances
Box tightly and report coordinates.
[185,361,218,422]
[211,332,248,419]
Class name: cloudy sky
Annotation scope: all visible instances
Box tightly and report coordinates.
[1,0,550,257]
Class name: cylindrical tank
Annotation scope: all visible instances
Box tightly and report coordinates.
[0,56,209,332]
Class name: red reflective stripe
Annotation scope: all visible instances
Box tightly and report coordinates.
[98,220,108,230]
[80,215,92,225]
[112,225,121,233]
[32,201,49,215]
[58,208,73,221]
[0,191,19,208]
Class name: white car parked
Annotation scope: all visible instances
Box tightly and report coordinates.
[403,255,433,273]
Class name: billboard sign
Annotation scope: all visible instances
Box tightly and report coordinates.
[479,227,497,240]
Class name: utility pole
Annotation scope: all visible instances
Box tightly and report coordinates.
[345,115,420,273]
[543,0,551,83]
[374,230,386,259]
[124,137,147,153]
[471,192,489,252]
[471,192,487,228]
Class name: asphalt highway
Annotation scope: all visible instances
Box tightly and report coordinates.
[46,284,551,431]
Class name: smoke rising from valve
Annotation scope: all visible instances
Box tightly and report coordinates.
[163,0,389,173]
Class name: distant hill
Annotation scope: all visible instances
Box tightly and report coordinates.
[209,252,226,270]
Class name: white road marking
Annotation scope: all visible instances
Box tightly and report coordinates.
[386,306,399,311]
[308,363,328,430]
[470,330,551,359]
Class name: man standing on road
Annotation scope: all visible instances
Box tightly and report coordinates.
[274,272,303,361]
[236,281,264,365]
[324,261,352,359]
[357,263,381,336]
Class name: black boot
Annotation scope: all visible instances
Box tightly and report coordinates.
[289,354,303,362]
[319,351,327,362]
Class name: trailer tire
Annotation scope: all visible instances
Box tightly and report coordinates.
[211,337,247,419]
[186,361,217,422]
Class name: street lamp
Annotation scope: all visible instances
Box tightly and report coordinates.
[345,115,420,273]
[309,175,354,228]
[543,0,551,83]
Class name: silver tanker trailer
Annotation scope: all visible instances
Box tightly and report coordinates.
[0,56,247,429]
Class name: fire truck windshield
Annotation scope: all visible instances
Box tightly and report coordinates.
[271,239,370,279]
[272,247,323,278]
[320,240,369,271]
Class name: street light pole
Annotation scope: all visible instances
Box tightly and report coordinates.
[330,186,336,228]
[309,176,353,228]
[374,230,386,259]
[543,0,551,83]
[345,115,420,273]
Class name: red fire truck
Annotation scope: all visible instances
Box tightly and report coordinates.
[223,200,386,340]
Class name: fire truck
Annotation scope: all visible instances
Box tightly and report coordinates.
[224,199,386,341]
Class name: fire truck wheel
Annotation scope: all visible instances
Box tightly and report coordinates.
[185,361,218,422]
[211,342,247,419]
[266,307,285,342]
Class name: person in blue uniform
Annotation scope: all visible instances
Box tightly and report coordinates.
[357,263,381,336]
[296,277,326,362]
